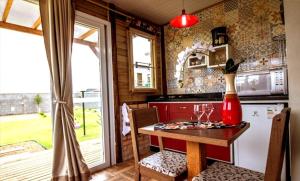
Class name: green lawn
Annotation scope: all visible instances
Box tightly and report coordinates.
[0,108,101,149]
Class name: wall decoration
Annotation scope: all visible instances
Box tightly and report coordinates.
[128,18,160,35]
[175,42,214,86]
[164,0,286,94]
[211,27,228,46]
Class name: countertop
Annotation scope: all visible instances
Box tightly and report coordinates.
[147,93,289,103]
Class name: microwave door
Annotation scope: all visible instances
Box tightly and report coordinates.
[236,73,271,96]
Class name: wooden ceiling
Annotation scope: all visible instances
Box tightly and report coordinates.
[0,0,224,43]
[103,0,223,25]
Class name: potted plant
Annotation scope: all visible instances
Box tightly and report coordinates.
[220,58,244,125]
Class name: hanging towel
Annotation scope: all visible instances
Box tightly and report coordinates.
[122,103,131,136]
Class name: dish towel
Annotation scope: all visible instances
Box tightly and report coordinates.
[122,103,131,136]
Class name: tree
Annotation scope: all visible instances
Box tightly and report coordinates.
[34,94,42,113]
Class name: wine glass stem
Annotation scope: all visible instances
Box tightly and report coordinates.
[207,114,210,123]
[197,114,202,125]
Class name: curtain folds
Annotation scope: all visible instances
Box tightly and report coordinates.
[39,0,90,180]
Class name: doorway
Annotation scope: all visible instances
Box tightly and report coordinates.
[72,11,115,171]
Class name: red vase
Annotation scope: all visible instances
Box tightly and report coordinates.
[222,74,242,125]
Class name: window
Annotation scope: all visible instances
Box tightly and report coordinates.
[137,73,143,87]
[128,28,157,92]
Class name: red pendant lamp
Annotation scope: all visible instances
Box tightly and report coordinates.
[170,1,199,28]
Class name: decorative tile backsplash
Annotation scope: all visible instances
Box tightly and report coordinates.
[165,0,286,94]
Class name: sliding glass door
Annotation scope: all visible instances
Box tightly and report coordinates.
[71,12,113,171]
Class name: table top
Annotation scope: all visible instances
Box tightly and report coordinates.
[138,122,250,147]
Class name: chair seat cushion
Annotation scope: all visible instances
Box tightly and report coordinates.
[139,150,186,177]
[192,161,264,181]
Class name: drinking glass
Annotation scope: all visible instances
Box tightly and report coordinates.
[204,103,214,124]
[194,104,205,125]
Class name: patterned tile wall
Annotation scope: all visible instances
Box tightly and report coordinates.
[165,0,285,94]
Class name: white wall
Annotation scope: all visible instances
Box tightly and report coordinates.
[284,0,300,180]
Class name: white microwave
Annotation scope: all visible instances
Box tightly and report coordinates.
[236,68,288,96]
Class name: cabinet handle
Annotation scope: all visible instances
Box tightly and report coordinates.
[152,106,157,108]
[179,106,187,109]
[165,106,168,112]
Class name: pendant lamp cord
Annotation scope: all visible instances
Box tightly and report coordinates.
[182,0,185,9]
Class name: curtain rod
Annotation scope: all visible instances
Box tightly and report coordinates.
[86,0,134,19]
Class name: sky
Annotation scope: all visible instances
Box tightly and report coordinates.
[0,28,100,93]
[132,36,151,64]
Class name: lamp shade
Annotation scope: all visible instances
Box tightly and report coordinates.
[170,9,199,28]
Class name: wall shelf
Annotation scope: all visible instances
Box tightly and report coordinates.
[208,44,231,68]
[187,52,208,68]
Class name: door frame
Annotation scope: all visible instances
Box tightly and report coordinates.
[75,11,116,171]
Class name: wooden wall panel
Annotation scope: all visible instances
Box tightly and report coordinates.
[114,19,162,162]
[75,0,108,20]
[114,20,162,105]
[74,1,163,162]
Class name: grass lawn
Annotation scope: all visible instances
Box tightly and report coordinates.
[0,108,101,149]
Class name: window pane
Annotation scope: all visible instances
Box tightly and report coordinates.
[7,0,40,28]
[72,22,105,168]
[132,34,154,88]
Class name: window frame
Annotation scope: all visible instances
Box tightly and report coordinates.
[128,28,157,93]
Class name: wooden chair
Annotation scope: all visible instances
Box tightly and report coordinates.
[192,107,291,181]
[128,107,187,181]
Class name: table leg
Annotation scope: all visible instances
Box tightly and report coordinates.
[186,141,207,181]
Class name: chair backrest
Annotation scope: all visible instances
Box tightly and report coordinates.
[128,107,160,164]
[264,107,291,181]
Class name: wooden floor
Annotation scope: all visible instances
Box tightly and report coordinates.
[0,140,103,181]
[1,140,159,181]
[91,160,158,181]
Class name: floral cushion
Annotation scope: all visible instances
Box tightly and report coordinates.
[192,161,264,181]
[139,150,186,177]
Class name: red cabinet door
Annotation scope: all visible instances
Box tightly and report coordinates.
[169,103,195,121]
[204,103,231,162]
[165,103,194,152]
[168,102,223,122]
[148,103,169,147]
[149,102,169,122]
[206,145,231,162]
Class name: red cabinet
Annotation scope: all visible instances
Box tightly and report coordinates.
[166,103,194,152]
[148,102,231,163]
[148,103,169,147]
[169,103,195,121]
[149,103,169,122]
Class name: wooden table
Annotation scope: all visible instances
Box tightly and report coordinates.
[138,123,250,181]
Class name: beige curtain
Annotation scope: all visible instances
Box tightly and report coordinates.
[39,0,90,180]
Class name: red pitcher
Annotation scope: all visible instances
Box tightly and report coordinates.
[222,73,242,125]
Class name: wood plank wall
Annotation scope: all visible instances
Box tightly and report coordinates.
[115,20,162,103]
[121,103,150,161]
[75,0,108,20]
[74,0,163,163]
[115,19,162,162]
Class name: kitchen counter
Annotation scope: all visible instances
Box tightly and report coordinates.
[147,93,289,103]
[147,94,288,164]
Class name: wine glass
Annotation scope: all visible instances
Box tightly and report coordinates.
[194,104,205,125]
[204,103,214,124]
